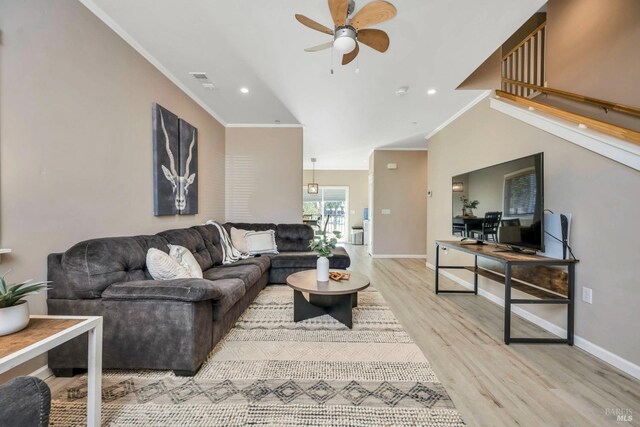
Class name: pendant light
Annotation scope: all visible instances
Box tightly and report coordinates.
[308,158,319,194]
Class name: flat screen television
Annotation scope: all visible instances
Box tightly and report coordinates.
[452,153,544,252]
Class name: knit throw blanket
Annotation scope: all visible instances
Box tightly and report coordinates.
[206,220,251,264]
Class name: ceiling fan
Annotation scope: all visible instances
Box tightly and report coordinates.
[295,0,397,65]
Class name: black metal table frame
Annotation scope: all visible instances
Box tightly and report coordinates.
[293,290,359,329]
[434,241,576,345]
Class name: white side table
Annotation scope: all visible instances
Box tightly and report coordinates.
[0,315,103,426]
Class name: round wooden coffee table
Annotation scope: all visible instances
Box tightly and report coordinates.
[286,270,370,328]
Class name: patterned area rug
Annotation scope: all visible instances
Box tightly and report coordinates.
[50,286,465,426]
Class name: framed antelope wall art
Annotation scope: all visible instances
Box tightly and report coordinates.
[152,103,199,216]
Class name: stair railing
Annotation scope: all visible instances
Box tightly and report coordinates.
[502,22,546,97]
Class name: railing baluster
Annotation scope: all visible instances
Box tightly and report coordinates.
[541,27,546,86]
[501,22,547,96]
[519,47,524,96]
[528,40,534,95]
[532,34,538,89]
[523,43,527,96]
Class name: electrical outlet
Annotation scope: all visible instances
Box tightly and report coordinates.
[582,287,593,304]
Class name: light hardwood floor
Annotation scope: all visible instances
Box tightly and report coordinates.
[343,244,639,427]
[47,244,639,426]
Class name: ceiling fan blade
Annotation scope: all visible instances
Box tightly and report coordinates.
[305,41,334,52]
[350,1,397,30]
[342,42,360,65]
[328,0,349,27]
[295,14,334,35]
[357,29,390,52]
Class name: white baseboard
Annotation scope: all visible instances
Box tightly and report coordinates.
[28,365,54,381]
[372,254,427,259]
[426,262,640,380]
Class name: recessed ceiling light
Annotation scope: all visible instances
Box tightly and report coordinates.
[427,88,437,95]
[240,87,249,94]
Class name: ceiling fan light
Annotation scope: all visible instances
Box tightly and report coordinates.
[333,36,356,54]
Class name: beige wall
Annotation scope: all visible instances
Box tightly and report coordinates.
[371,151,428,256]
[456,49,501,91]
[546,0,640,106]
[427,98,640,366]
[0,0,226,380]
[225,127,303,224]
[302,170,368,230]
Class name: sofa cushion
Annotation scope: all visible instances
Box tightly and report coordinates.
[192,225,224,266]
[102,278,245,321]
[217,256,271,275]
[102,278,245,303]
[224,223,277,234]
[146,248,192,280]
[229,227,249,253]
[270,247,351,269]
[203,264,263,291]
[157,228,214,271]
[276,224,314,252]
[245,230,279,255]
[0,376,51,427]
[169,244,204,278]
[61,235,168,299]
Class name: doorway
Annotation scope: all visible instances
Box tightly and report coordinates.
[303,186,349,242]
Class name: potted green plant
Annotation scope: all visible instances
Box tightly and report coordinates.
[0,273,49,336]
[309,216,342,282]
[460,196,480,217]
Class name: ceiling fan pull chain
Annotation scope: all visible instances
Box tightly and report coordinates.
[331,48,335,75]
[356,55,360,74]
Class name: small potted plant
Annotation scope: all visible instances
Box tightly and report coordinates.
[309,216,342,282]
[460,197,480,217]
[0,273,49,336]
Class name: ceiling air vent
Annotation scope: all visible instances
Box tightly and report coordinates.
[189,72,208,80]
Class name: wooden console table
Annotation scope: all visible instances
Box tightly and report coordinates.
[434,240,578,345]
[0,315,103,426]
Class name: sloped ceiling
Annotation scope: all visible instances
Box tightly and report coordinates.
[81,0,546,169]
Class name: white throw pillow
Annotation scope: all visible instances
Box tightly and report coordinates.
[168,244,204,279]
[146,248,191,281]
[245,230,279,255]
[230,227,249,253]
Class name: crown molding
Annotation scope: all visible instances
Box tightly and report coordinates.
[374,147,429,151]
[226,123,304,128]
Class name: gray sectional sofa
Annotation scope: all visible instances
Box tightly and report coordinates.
[47,223,350,376]
[0,376,51,427]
